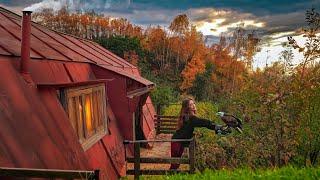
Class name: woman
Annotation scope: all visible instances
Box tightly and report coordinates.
[170,98,226,170]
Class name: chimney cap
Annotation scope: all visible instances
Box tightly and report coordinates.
[22,10,33,14]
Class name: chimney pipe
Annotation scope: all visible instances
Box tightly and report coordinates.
[20,10,32,75]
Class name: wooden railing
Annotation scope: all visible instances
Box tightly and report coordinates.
[0,167,99,179]
[154,115,179,134]
[123,138,195,180]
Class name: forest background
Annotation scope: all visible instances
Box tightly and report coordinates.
[32,7,320,170]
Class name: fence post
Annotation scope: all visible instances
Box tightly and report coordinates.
[93,170,99,180]
[156,115,160,135]
[189,138,195,173]
[134,142,140,180]
[156,104,162,135]
[156,104,161,116]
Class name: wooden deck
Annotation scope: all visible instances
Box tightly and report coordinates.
[125,134,190,179]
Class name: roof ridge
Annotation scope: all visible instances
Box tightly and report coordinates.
[0,7,99,44]
[0,6,145,78]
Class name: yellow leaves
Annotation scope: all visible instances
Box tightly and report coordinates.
[169,14,190,35]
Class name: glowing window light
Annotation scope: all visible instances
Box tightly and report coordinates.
[85,95,93,134]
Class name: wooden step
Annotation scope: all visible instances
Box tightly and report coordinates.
[126,157,189,164]
[126,169,190,175]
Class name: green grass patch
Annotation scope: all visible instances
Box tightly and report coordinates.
[140,166,320,180]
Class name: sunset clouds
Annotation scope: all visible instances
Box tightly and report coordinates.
[1,0,318,67]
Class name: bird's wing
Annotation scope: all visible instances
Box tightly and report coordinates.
[223,114,243,127]
[221,115,237,126]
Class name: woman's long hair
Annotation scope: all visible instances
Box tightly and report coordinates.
[176,98,194,130]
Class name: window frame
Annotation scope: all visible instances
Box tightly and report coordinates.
[64,83,108,151]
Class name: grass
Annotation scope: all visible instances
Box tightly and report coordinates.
[139,166,320,180]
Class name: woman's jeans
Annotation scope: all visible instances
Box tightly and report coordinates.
[170,142,184,169]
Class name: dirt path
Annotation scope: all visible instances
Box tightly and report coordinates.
[126,134,189,171]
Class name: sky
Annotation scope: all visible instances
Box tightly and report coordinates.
[1,0,319,68]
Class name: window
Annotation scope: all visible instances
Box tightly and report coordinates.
[65,83,108,150]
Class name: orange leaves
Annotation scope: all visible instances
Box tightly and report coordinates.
[180,52,206,90]
[143,27,166,51]
[124,51,139,66]
[33,8,143,40]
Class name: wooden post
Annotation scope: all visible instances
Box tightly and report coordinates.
[93,170,99,180]
[189,138,195,173]
[156,115,160,135]
[134,142,140,180]
[156,104,161,116]
[132,112,136,141]
[156,104,161,134]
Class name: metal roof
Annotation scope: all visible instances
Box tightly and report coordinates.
[0,6,153,86]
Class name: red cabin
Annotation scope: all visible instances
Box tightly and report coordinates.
[0,7,156,179]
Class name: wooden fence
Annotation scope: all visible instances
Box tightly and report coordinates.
[154,115,179,134]
[0,167,99,179]
[124,138,195,180]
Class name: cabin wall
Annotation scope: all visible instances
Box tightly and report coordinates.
[0,58,128,179]
[0,60,90,170]
[92,65,141,141]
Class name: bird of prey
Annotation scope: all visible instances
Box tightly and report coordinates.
[216,112,243,133]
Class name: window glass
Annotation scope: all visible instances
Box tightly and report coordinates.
[64,83,108,150]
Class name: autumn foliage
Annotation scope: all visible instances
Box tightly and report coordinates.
[34,7,320,169]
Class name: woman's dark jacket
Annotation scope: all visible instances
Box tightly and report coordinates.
[172,115,216,146]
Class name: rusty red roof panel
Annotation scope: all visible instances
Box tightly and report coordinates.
[64,63,96,82]
[0,59,90,169]
[0,25,41,58]
[0,44,12,55]
[0,7,153,87]
[80,39,136,68]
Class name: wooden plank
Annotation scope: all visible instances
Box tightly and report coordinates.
[153,118,178,121]
[158,125,177,129]
[154,117,178,119]
[158,130,176,134]
[124,139,193,144]
[158,127,177,131]
[154,122,178,126]
[156,126,177,129]
[156,121,177,125]
[189,139,195,173]
[154,119,178,123]
[127,169,189,175]
[0,167,98,179]
[156,125,177,128]
[134,143,140,180]
[75,96,85,141]
[154,115,179,118]
[127,157,189,164]
[156,116,161,135]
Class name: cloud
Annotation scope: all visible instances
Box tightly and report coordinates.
[101,9,181,26]
[1,0,41,7]
[188,8,266,36]
[258,12,305,34]
[253,33,306,68]
[3,0,313,40]
[24,0,67,12]
[10,0,132,13]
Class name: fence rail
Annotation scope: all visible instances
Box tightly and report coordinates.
[154,115,179,134]
[124,138,195,180]
[0,167,99,179]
